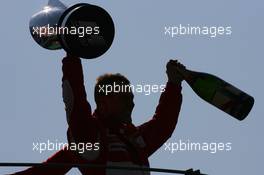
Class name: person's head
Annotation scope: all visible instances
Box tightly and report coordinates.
[94,73,134,124]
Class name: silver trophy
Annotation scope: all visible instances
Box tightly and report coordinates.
[29,0,115,59]
[29,0,67,50]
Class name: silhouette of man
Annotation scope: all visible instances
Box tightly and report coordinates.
[10,54,184,175]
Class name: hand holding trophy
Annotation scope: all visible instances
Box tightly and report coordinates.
[29,0,115,59]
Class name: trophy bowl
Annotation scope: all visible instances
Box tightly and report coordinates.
[29,0,115,59]
[29,0,67,50]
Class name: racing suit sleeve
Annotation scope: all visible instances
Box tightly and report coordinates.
[138,82,182,157]
[8,56,99,175]
[62,55,99,146]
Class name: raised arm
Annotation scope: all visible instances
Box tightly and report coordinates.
[62,54,99,145]
[8,56,98,175]
[138,60,184,157]
[62,54,92,124]
[8,55,91,175]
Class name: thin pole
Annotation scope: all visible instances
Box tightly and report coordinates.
[0,162,207,175]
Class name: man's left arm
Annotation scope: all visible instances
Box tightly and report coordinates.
[138,60,185,157]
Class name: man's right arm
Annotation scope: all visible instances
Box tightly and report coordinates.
[7,56,99,175]
[62,55,91,124]
[62,55,98,145]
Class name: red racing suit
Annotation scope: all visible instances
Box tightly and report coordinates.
[11,56,182,175]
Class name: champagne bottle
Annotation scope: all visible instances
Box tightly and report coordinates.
[178,68,254,121]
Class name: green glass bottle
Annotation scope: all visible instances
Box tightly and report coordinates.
[180,69,254,121]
